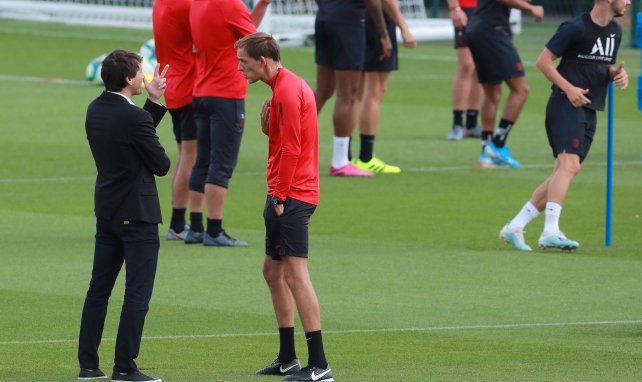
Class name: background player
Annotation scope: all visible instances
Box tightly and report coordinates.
[446,0,483,141]
[465,0,544,167]
[499,0,629,251]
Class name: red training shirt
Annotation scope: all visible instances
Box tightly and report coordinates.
[152,0,195,109]
[190,0,256,99]
[266,68,320,206]
[459,0,477,9]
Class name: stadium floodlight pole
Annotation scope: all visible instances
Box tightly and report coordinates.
[605,81,614,247]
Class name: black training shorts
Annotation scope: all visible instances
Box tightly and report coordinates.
[264,195,316,260]
[169,103,197,144]
[454,8,475,49]
[189,96,245,191]
[315,18,366,70]
[545,91,597,163]
[363,18,398,72]
[465,25,524,84]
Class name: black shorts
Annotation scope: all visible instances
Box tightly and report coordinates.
[169,104,197,144]
[315,18,366,70]
[545,92,597,163]
[263,195,316,260]
[363,18,398,72]
[453,7,475,49]
[465,25,524,84]
[189,96,245,191]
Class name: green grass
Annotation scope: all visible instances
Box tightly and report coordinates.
[1,19,641,381]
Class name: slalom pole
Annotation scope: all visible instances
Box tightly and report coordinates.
[605,81,614,247]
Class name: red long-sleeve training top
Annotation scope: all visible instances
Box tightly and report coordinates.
[265,68,319,205]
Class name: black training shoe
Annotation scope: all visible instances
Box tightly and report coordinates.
[283,365,334,381]
[110,370,161,382]
[184,229,204,244]
[78,368,107,380]
[256,357,301,375]
[203,230,248,247]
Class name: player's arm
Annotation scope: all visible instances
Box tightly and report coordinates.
[383,0,416,48]
[609,61,628,90]
[498,0,543,22]
[250,0,272,27]
[535,47,590,108]
[447,0,467,29]
[365,0,393,60]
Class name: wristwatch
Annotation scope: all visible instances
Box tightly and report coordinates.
[272,196,285,206]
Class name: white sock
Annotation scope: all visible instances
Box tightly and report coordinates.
[507,201,540,230]
[331,136,350,169]
[543,202,562,235]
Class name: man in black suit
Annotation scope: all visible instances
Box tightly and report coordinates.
[78,49,169,382]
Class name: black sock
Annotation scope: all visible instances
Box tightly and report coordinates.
[453,110,464,127]
[278,327,296,362]
[206,218,222,237]
[170,208,186,232]
[190,212,203,233]
[492,118,514,148]
[347,136,352,162]
[465,109,479,130]
[359,134,375,163]
[481,131,493,154]
[305,330,328,369]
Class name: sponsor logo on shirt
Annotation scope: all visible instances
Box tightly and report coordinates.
[577,35,615,62]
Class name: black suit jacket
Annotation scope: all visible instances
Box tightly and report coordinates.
[86,91,170,224]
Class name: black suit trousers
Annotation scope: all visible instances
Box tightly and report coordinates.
[78,218,159,373]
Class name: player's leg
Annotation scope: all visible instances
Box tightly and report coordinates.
[477,29,525,167]
[477,83,501,167]
[328,69,372,177]
[315,64,335,114]
[167,106,197,240]
[185,98,209,244]
[449,47,475,140]
[203,98,247,247]
[276,199,333,382]
[281,256,334,382]
[355,71,400,174]
[257,195,300,375]
[537,96,592,250]
[465,64,483,137]
[538,153,581,249]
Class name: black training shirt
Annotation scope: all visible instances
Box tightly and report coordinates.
[316,0,366,23]
[467,0,511,31]
[546,12,621,111]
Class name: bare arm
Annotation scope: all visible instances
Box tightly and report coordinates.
[365,0,393,59]
[446,0,467,29]
[251,0,272,27]
[535,47,590,108]
[383,0,416,48]
[609,61,628,90]
[498,0,543,22]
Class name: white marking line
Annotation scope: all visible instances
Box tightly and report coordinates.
[1,161,640,184]
[0,27,146,42]
[408,160,642,173]
[398,53,538,68]
[1,320,640,346]
[0,74,90,86]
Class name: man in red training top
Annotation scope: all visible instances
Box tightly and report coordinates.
[236,33,334,382]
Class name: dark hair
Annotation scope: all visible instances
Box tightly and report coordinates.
[235,32,280,62]
[100,49,142,92]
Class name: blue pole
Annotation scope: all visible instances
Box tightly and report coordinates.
[605,82,614,247]
[638,13,642,111]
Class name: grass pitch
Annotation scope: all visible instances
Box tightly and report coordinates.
[0,19,641,381]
